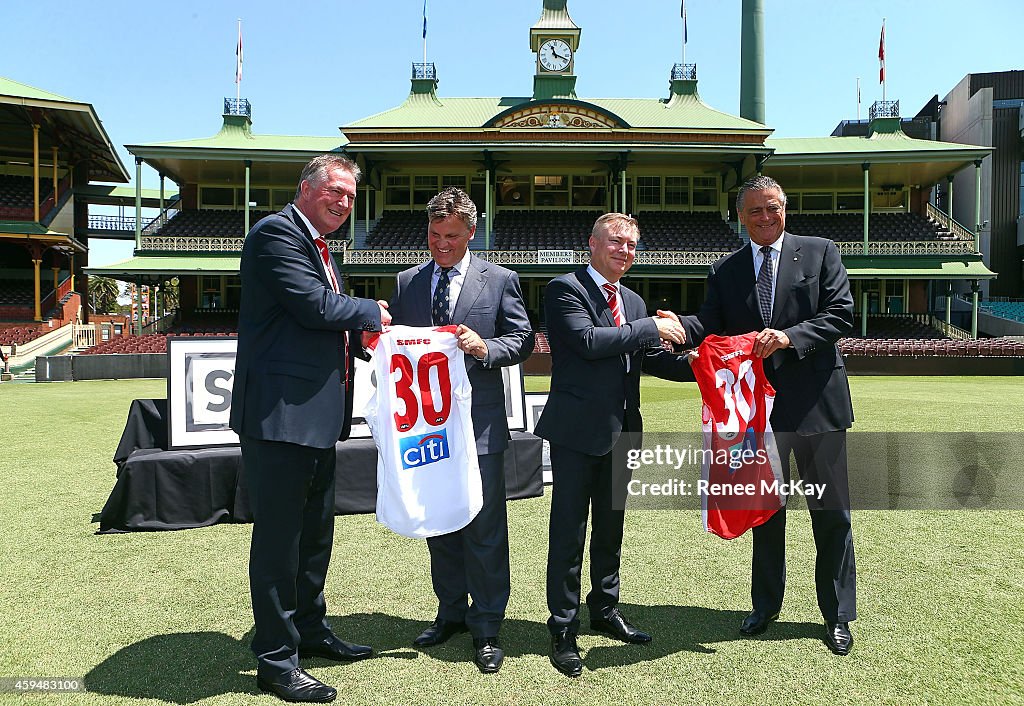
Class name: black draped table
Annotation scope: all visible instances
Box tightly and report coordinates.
[98,399,544,533]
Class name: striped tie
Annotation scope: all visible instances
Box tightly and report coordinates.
[757,245,774,326]
[432,267,452,326]
[602,283,624,326]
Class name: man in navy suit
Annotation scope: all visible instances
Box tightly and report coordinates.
[230,155,390,703]
[681,175,857,656]
[536,213,691,677]
[388,187,534,674]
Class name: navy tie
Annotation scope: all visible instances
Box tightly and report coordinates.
[757,245,774,326]
[432,267,452,326]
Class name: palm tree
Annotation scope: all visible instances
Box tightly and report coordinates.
[88,276,121,313]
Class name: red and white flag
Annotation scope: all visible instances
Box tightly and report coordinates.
[878,20,885,84]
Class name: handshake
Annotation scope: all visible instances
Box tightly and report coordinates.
[652,310,686,345]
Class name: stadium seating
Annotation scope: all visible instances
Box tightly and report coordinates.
[979,301,1024,324]
[785,212,952,242]
[838,336,1024,357]
[634,212,742,251]
[0,324,49,347]
[149,209,275,239]
[0,175,35,217]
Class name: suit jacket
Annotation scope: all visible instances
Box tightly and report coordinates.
[389,254,534,455]
[535,267,691,457]
[682,232,855,434]
[229,203,382,449]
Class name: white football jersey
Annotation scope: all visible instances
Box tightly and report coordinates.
[366,325,481,538]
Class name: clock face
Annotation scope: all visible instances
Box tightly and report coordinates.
[539,39,572,72]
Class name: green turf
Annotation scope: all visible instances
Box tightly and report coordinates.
[0,377,1021,705]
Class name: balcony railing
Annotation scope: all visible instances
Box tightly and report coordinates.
[925,202,975,242]
[869,100,900,120]
[671,63,697,80]
[412,63,436,80]
[224,97,251,117]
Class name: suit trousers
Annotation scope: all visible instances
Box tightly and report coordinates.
[751,430,857,623]
[546,422,635,633]
[241,434,337,677]
[427,452,510,639]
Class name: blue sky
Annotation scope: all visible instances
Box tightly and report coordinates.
[6,0,1020,265]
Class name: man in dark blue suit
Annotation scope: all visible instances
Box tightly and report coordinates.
[230,155,390,703]
[681,175,857,656]
[388,187,534,674]
[536,213,691,677]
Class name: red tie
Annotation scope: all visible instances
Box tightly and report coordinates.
[315,236,349,383]
[602,283,624,326]
[315,237,340,293]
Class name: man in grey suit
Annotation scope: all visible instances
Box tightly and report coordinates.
[230,155,390,703]
[388,187,534,674]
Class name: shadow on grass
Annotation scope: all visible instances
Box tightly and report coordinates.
[83,606,822,700]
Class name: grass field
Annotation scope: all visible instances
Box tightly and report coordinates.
[1,376,1022,705]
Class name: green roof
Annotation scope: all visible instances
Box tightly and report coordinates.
[345,88,768,132]
[0,76,77,103]
[84,255,240,284]
[767,133,989,159]
[842,255,995,279]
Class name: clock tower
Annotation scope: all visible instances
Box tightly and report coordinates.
[530,0,580,100]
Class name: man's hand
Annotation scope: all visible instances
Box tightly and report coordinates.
[456,324,488,360]
[653,315,686,345]
[656,309,680,324]
[752,328,791,358]
[377,299,392,327]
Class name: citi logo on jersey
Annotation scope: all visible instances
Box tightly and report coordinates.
[399,429,451,470]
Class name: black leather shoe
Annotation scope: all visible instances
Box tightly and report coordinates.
[473,637,504,674]
[298,634,373,662]
[739,610,780,636]
[549,628,583,678]
[257,668,337,703]
[590,608,652,644]
[413,618,468,647]
[824,622,853,655]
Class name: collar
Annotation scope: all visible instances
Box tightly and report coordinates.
[587,264,617,291]
[293,203,322,241]
[433,250,472,277]
[749,232,785,255]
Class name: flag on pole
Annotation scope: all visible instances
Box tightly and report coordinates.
[422,0,428,39]
[683,2,688,44]
[235,21,243,84]
[878,20,885,84]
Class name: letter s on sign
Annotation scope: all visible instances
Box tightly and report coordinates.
[205,370,233,412]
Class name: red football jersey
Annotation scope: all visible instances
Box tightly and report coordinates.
[691,333,785,539]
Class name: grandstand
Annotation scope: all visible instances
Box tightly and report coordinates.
[68,0,1019,375]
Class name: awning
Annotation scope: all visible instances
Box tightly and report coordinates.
[841,255,996,279]
[84,255,240,285]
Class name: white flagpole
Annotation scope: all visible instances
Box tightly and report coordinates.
[422,0,427,66]
[681,1,686,65]
[236,18,242,103]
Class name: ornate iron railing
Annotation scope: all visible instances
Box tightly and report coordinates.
[869,100,899,120]
[835,240,976,256]
[412,63,436,80]
[224,97,251,117]
[671,63,697,80]
[925,202,975,242]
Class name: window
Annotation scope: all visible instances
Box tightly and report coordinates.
[497,176,529,206]
[572,175,606,207]
[441,175,465,189]
[665,176,690,206]
[534,175,569,207]
[836,192,863,211]
[385,175,411,206]
[236,188,270,208]
[200,187,234,207]
[272,189,294,209]
[413,176,439,205]
[636,176,661,206]
[201,276,222,309]
[801,192,833,211]
[692,176,718,207]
